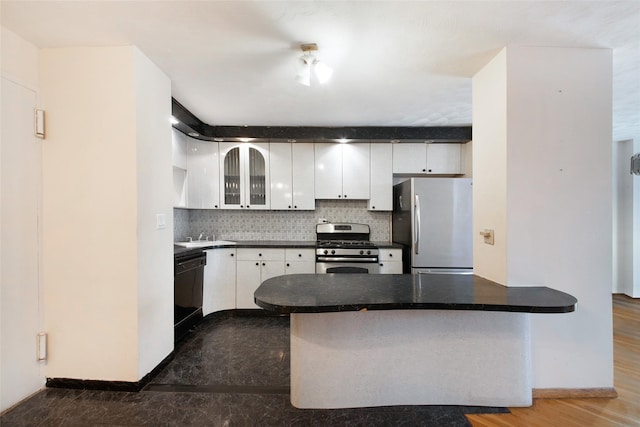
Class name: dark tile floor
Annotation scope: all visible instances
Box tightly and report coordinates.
[1,313,508,426]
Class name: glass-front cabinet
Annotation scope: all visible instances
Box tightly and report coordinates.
[219,142,270,209]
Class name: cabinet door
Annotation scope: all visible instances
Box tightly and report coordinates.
[425,143,462,174]
[171,128,188,169]
[291,142,315,209]
[203,248,236,315]
[285,248,315,274]
[378,249,403,274]
[245,143,270,209]
[236,260,262,309]
[187,140,220,209]
[392,143,427,174]
[261,260,285,282]
[269,143,293,210]
[342,143,370,199]
[220,143,243,209]
[369,144,392,211]
[314,143,343,199]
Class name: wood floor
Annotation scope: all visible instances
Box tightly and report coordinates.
[466,294,640,427]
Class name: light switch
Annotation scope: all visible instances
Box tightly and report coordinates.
[156,214,166,230]
[479,229,494,245]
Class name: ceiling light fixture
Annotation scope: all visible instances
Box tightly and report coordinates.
[295,43,333,86]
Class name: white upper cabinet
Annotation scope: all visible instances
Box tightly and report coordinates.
[392,143,464,175]
[368,144,393,211]
[219,142,270,210]
[315,143,370,200]
[187,139,220,209]
[270,142,315,210]
[425,143,462,174]
[172,129,188,207]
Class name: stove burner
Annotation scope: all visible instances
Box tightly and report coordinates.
[317,240,376,249]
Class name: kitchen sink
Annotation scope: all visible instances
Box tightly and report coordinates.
[175,240,236,248]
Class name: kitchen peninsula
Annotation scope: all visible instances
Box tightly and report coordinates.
[255,274,577,409]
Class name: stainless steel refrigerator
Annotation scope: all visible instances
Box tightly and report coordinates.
[392,178,473,274]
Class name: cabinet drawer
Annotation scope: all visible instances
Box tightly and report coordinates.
[237,248,285,261]
[379,249,402,261]
[285,248,315,262]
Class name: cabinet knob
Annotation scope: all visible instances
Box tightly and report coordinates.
[240,205,244,208]
[286,263,290,267]
[247,205,250,208]
[288,205,292,209]
[344,195,347,198]
[258,253,262,257]
[422,169,426,172]
[214,205,218,208]
[372,206,375,209]
[380,263,383,266]
[230,253,234,257]
[298,253,302,257]
[262,263,266,266]
[255,262,259,266]
[389,253,393,257]
[428,169,432,173]
[338,195,341,198]
[294,205,297,209]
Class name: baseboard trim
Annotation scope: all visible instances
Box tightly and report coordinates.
[46,349,175,392]
[533,387,618,399]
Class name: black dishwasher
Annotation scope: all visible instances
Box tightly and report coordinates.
[174,251,206,342]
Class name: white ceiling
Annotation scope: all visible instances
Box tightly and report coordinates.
[2,1,639,142]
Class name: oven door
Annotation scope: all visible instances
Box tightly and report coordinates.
[316,261,380,274]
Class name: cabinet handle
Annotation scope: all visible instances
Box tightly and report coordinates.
[422,169,426,172]
[372,206,375,209]
[338,195,341,198]
[255,262,259,266]
[240,205,244,208]
[298,253,302,257]
[259,253,262,257]
[428,169,432,173]
[389,253,393,257]
[294,205,297,209]
[344,195,347,198]
[230,253,234,257]
[380,263,384,266]
[288,205,292,209]
[214,205,218,208]
[262,263,266,266]
[286,263,290,267]
[247,205,250,208]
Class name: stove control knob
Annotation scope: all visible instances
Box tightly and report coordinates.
[331,250,335,255]
[367,250,371,255]
[323,250,328,255]
[359,250,364,255]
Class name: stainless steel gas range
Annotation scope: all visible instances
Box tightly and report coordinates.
[315,223,379,274]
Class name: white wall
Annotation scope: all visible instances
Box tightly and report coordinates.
[40,46,173,382]
[0,27,45,412]
[471,49,508,284]
[473,46,614,390]
[133,48,173,377]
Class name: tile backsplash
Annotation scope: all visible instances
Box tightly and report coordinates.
[174,200,391,242]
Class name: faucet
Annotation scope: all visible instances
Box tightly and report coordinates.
[198,232,205,241]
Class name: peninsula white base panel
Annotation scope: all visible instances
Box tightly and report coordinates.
[290,310,532,409]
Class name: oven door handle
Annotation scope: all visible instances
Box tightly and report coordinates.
[316,257,379,263]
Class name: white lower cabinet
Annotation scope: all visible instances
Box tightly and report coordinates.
[284,248,315,274]
[378,249,403,274]
[236,248,285,309]
[203,248,237,315]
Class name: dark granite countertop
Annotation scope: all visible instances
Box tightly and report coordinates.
[254,274,577,314]
[174,241,401,256]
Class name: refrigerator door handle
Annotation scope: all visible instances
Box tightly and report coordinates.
[414,194,420,254]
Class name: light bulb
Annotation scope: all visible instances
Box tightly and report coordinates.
[314,61,333,84]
